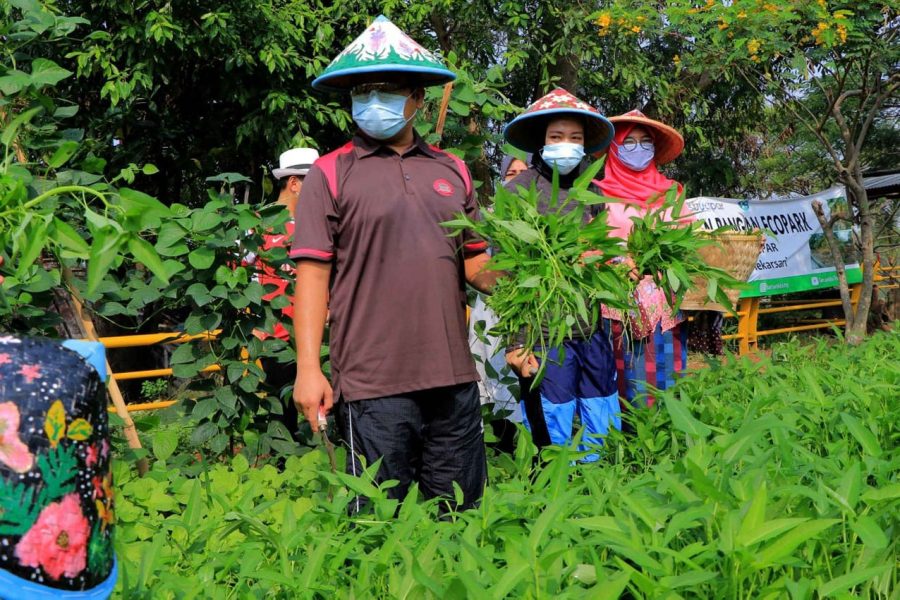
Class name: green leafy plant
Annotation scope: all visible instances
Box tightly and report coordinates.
[445,159,747,383]
[0,2,171,334]
[443,160,632,379]
[623,185,746,312]
[77,194,308,457]
[1,4,309,456]
[140,379,168,401]
[109,331,899,598]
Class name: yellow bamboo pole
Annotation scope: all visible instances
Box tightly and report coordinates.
[735,297,760,355]
[754,321,848,337]
[112,364,221,381]
[850,283,862,306]
[758,300,844,314]
[108,400,177,413]
[98,330,220,348]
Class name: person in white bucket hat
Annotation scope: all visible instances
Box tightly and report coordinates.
[243,146,318,442]
[272,147,320,216]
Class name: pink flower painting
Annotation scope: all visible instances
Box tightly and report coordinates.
[15,494,90,580]
[0,402,34,473]
[85,443,99,467]
[370,27,387,54]
[19,363,41,383]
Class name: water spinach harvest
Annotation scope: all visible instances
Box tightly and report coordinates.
[443,158,743,381]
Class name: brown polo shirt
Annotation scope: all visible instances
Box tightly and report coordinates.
[290,133,486,401]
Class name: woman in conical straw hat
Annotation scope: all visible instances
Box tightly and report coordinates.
[501,88,620,462]
[598,110,690,408]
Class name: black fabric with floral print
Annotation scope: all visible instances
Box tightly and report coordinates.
[0,335,114,591]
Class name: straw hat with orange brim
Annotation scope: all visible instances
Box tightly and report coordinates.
[503,88,614,154]
[605,109,684,165]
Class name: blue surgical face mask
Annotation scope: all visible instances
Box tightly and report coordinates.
[617,143,655,171]
[540,142,585,175]
[351,90,415,140]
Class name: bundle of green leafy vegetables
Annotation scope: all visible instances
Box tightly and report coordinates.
[445,161,631,362]
[444,158,745,382]
[624,184,747,312]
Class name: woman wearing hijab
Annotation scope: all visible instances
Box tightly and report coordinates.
[599,110,689,408]
[499,154,529,182]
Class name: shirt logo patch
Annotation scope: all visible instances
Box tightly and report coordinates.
[433,178,455,197]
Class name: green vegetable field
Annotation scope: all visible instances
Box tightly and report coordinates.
[2,3,898,598]
[113,332,899,598]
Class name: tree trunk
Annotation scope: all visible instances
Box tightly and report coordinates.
[848,183,876,345]
[812,200,855,332]
[550,53,579,91]
[815,173,877,346]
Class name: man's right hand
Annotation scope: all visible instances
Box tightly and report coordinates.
[506,348,539,378]
[293,366,333,429]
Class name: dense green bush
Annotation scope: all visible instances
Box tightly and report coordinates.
[112,332,898,598]
[2,2,311,454]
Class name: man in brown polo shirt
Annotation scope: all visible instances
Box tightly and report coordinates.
[291,16,497,511]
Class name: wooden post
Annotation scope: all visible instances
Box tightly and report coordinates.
[62,268,149,475]
[0,106,29,164]
[435,82,454,142]
[850,282,862,307]
[747,297,760,354]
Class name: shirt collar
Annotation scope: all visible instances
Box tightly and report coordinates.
[352,132,438,159]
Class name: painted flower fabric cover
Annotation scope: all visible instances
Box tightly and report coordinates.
[0,336,114,592]
[327,16,441,70]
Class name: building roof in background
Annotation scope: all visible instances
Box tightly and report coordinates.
[863,169,900,194]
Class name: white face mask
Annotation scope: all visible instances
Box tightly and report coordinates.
[351,90,416,140]
[540,142,585,175]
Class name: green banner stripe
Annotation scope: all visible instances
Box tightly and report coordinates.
[740,268,863,298]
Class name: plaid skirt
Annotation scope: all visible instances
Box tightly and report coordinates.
[604,320,687,408]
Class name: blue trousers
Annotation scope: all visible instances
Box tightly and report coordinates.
[520,331,621,461]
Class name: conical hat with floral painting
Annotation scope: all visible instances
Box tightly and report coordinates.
[312,15,456,92]
[503,88,614,154]
[608,109,684,164]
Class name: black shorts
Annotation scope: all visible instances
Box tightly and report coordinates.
[336,381,486,512]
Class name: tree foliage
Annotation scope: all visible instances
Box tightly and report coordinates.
[1,0,803,205]
[1,2,306,455]
[593,0,898,341]
[2,0,897,457]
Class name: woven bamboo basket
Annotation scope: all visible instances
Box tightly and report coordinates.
[681,232,763,311]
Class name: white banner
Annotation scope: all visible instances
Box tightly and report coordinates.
[685,187,862,297]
